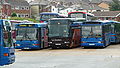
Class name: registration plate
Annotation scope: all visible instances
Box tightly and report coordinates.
[55,44,61,45]
[89,44,95,45]
[24,48,30,49]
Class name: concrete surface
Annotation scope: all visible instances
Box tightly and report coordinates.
[1,44,120,68]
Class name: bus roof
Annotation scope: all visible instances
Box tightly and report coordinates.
[40,12,59,15]
[68,11,94,16]
[82,20,112,25]
[0,19,10,21]
[10,20,23,23]
[50,18,86,20]
[68,11,86,14]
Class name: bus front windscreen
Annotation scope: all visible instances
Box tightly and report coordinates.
[48,21,70,37]
[69,13,85,18]
[41,14,58,21]
[16,28,37,40]
[82,25,102,38]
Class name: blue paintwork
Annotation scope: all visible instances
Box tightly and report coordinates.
[0,19,15,66]
[81,38,104,47]
[40,12,59,15]
[70,22,83,27]
[15,40,40,49]
[110,34,116,43]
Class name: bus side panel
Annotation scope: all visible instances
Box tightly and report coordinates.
[103,25,111,46]
[70,29,80,47]
[41,28,48,48]
[1,48,10,65]
[104,33,111,46]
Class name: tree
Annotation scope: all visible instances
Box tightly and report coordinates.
[11,13,17,17]
[109,0,120,11]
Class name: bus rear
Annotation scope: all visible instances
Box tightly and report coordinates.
[0,20,15,66]
[48,19,81,49]
[15,23,48,49]
[81,21,111,48]
[68,11,94,20]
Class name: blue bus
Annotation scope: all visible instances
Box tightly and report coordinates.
[15,23,48,50]
[0,20,15,66]
[40,12,66,23]
[81,20,111,48]
[109,21,120,43]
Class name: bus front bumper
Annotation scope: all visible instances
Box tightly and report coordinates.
[49,43,70,48]
[81,43,104,47]
[15,44,40,49]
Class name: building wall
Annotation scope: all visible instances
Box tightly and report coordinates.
[30,5,39,19]
[11,6,30,18]
[0,5,2,18]
[2,4,11,18]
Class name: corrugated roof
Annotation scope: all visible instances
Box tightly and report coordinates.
[74,2,106,10]
[6,0,29,6]
[92,11,120,17]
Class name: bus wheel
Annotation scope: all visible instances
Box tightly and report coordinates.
[100,45,106,49]
[84,47,89,49]
[51,46,57,49]
[70,41,74,48]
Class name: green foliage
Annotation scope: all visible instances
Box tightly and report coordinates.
[9,17,38,23]
[11,13,17,17]
[109,0,120,11]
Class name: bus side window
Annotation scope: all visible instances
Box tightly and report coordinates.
[3,27,12,47]
[3,21,11,31]
[3,30,8,47]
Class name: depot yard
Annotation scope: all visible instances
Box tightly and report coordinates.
[1,44,120,68]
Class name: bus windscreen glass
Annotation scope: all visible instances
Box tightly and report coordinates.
[82,25,102,38]
[70,13,84,18]
[16,28,37,40]
[48,20,70,37]
[41,15,58,21]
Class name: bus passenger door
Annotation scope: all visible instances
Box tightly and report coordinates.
[40,28,45,48]
[38,28,43,48]
[44,29,48,48]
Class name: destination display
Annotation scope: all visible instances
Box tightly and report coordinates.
[18,24,35,27]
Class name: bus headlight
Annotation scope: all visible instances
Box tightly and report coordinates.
[49,42,52,43]
[64,42,69,43]
[16,44,20,46]
[98,41,103,43]
[81,41,86,43]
